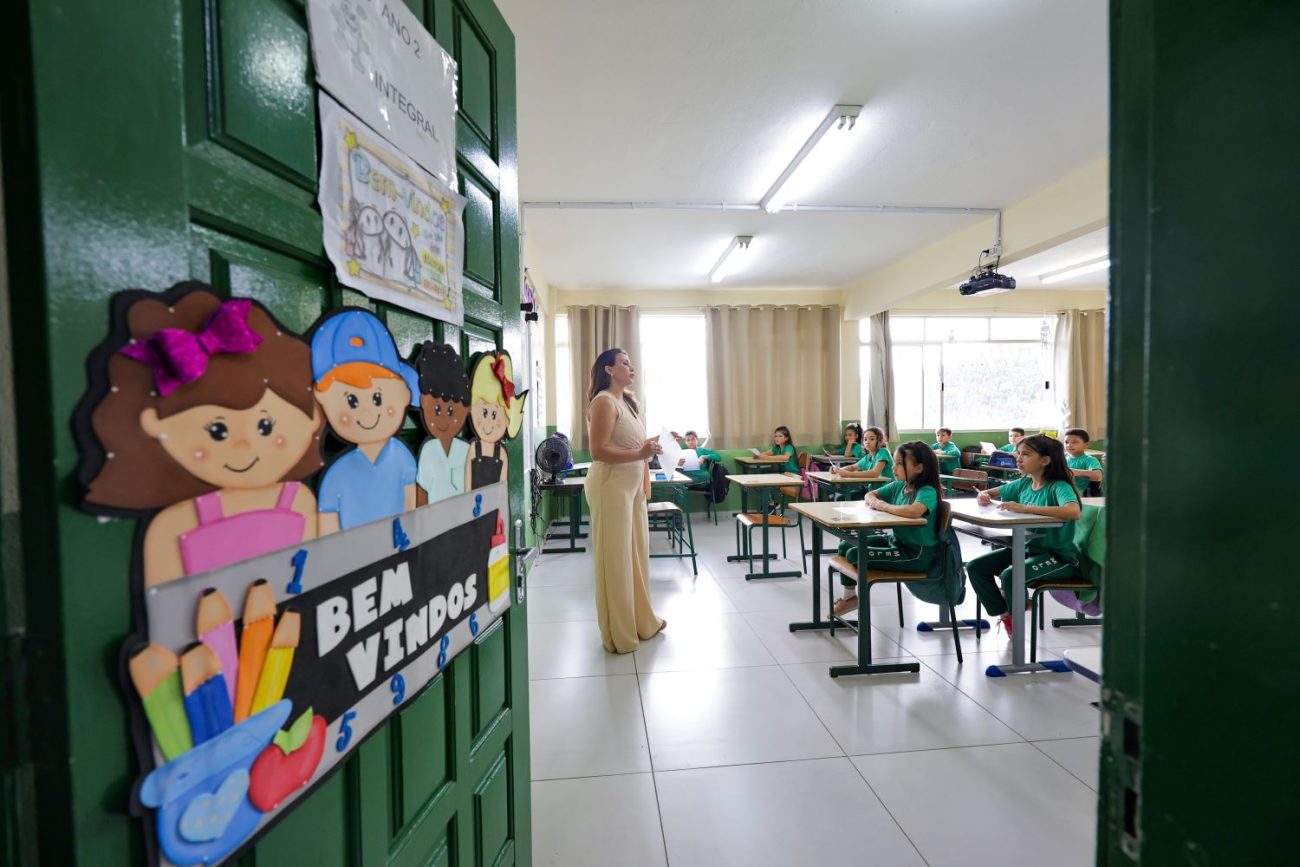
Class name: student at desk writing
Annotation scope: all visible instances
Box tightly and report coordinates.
[834,426,892,479]
[831,442,943,616]
[965,434,1082,636]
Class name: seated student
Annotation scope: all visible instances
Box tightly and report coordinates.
[834,426,892,479]
[831,442,943,616]
[758,425,799,473]
[931,427,961,474]
[966,434,1082,635]
[675,430,721,486]
[1063,428,1104,495]
[999,427,1026,453]
[836,423,866,459]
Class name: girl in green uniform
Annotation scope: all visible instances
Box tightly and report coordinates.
[965,434,1082,635]
[834,426,892,479]
[837,423,866,459]
[759,425,799,473]
[831,441,943,617]
[1063,428,1104,496]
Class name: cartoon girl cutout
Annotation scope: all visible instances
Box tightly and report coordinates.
[413,341,471,505]
[465,351,528,490]
[79,284,324,587]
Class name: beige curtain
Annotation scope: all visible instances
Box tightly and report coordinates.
[567,305,641,449]
[1054,309,1108,438]
[704,305,841,450]
[866,311,898,440]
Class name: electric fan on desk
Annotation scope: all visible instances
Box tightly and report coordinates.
[535,433,573,484]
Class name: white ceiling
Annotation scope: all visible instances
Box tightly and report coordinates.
[1000,227,1109,290]
[498,0,1108,291]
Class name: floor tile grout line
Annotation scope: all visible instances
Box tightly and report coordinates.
[632,637,674,866]
[1025,739,1100,793]
[847,752,933,866]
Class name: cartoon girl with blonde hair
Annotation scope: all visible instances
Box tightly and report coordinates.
[464,351,528,489]
[78,284,325,586]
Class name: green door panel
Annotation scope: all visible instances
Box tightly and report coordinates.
[6,0,527,863]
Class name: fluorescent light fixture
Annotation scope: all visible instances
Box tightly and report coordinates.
[1039,255,1110,285]
[759,104,863,214]
[707,236,753,283]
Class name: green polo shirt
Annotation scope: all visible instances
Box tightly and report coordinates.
[682,446,721,486]
[999,442,1017,453]
[854,447,893,478]
[839,442,865,459]
[770,443,798,473]
[931,441,961,473]
[875,481,939,549]
[1067,454,1103,495]
[996,477,1080,558]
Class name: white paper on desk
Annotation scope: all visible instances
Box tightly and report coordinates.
[657,428,683,473]
[679,449,701,472]
[749,447,762,457]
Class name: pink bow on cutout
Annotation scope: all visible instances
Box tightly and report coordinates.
[120,299,264,396]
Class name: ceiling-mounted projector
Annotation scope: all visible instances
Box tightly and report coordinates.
[959,249,1016,296]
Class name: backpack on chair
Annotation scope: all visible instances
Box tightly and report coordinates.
[709,461,731,504]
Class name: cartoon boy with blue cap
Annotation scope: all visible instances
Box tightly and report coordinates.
[310,309,419,534]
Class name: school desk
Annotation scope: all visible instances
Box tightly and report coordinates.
[537,476,588,554]
[1063,647,1102,683]
[724,473,805,580]
[568,461,592,474]
[787,501,927,678]
[802,470,891,554]
[811,454,859,471]
[947,499,1072,677]
[733,454,792,511]
[648,470,698,573]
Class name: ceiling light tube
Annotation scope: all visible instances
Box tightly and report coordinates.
[707,236,753,283]
[759,104,863,214]
[1039,256,1110,285]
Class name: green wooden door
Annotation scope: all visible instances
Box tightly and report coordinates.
[1,0,529,864]
[1105,1,1298,864]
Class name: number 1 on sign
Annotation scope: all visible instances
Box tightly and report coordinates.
[288,549,307,594]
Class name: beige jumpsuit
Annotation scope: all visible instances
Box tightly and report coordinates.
[585,391,664,653]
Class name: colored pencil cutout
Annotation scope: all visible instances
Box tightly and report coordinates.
[250,610,299,716]
[128,643,193,761]
[234,580,277,723]
[197,588,238,708]
[180,642,234,745]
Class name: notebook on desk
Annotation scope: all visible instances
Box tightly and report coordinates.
[749,447,762,457]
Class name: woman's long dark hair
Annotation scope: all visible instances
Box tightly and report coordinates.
[588,347,639,415]
[1020,434,1072,485]
[896,441,942,499]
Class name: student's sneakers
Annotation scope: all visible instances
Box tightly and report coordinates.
[999,613,1015,638]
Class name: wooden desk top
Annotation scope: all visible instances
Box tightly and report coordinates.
[947,498,1064,527]
[650,470,694,484]
[790,501,926,529]
[725,473,802,487]
[736,454,791,465]
[813,453,859,464]
[806,470,890,485]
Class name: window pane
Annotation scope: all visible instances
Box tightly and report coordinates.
[922,344,942,429]
[941,342,1054,430]
[858,317,872,343]
[891,346,924,430]
[989,316,1047,341]
[925,317,988,342]
[638,314,709,439]
[889,317,924,342]
[554,314,573,435]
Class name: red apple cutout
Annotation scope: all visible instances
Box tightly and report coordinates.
[248,710,326,812]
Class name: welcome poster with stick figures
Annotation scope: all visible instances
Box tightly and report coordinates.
[318,92,468,326]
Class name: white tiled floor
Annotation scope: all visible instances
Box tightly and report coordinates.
[528,512,1102,866]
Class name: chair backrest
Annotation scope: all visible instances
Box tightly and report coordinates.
[934,498,953,534]
[796,451,812,470]
[952,468,988,492]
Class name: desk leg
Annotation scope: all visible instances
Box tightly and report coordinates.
[745,487,800,580]
[829,527,920,677]
[985,527,1069,677]
[790,524,833,634]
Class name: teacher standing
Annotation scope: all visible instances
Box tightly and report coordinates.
[584,348,667,653]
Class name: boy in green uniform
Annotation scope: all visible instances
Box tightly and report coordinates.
[999,427,1026,452]
[931,427,961,474]
[831,442,943,616]
[965,434,1082,635]
[1063,428,1104,496]
[675,430,721,486]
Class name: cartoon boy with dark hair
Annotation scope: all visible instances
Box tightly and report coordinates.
[311,309,419,533]
[413,341,472,505]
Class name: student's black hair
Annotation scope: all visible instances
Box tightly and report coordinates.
[843,423,864,445]
[1064,428,1091,443]
[684,430,698,438]
[1019,434,1073,485]
[896,441,942,499]
[773,425,795,452]
[936,427,953,436]
[1010,427,1026,436]
[415,341,471,404]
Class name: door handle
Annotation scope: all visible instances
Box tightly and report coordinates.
[512,519,536,603]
